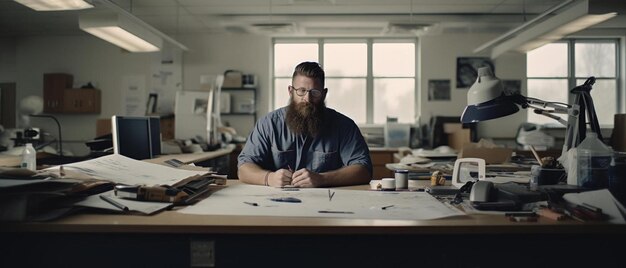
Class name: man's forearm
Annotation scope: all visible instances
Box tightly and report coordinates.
[320,164,371,187]
[238,163,268,186]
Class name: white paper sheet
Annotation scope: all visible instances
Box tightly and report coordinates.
[121,75,146,116]
[44,154,205,186]
[76,190,171,215]
[179,184,465,220]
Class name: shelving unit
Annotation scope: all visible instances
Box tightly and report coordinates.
[220,87,256,122]
[43,73,101,114]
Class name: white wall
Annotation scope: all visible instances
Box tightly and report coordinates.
[14,35,154,155]
[178,33,271,138]
[4,31,531,156]
[5,33,270,155]
[0,37,17,82]
[419,33,527,139]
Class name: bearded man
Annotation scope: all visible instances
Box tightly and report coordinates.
[237,62,372,187]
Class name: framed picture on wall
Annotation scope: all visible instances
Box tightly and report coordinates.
[456,57,495,88]
[428,79,451,101]
[502,80,522,95]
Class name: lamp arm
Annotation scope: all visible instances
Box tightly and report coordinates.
[525,97,571,114]
[533,110,569,126]
[29,114,63,157]
[561,104,581,159]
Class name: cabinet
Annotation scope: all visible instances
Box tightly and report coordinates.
[43,73,101,114]
[220,87,256,122]
[370,148,396,179]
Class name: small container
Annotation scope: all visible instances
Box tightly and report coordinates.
[381,178,396,191]
[395,169,408,190]
[20,143,36,171]
[575,132,612,189]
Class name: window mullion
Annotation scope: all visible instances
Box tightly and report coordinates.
[568,39,576,105]
[366,38,374,124]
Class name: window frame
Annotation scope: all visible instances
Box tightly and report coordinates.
[526,38,621,126]
[271,37,418,124]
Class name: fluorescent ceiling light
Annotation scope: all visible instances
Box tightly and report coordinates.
[14,0,93,11]
[475,0,618,59]
[79,12,163,52]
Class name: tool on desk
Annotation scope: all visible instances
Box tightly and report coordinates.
[381,205,394,210]
[243,201,258,206]
[164,159,184,168]
[528,145,543,166]
[508,215,538,222]
[505,212,537,217]
[281,187,299,191]
[99,195,129,211]
[270,197,302,203]
[318,210,354,214]
[114,184,189,203]
[328,189,335,201]
[537,208,566,221]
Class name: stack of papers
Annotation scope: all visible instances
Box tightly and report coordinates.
[563,189,626,224]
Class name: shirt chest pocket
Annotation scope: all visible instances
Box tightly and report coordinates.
[312,151,341,172]
[272,148,295,171]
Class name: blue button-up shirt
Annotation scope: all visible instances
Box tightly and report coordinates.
[238,107,372,177]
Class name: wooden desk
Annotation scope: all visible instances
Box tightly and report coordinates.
[369,147,397,179]
[2,180,625,267]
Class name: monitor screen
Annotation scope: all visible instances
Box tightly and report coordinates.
[112,115,161,160]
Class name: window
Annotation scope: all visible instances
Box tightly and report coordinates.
[526,39,620,126]
[273,38,416,124]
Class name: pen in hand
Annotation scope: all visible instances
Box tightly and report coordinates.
[99,195,129,211]
[287,165,294,185]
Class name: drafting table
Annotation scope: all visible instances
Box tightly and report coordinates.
[1,180,625,267]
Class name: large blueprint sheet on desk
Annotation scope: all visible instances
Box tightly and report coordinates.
[44,154,205,185]
[179,184,464,220]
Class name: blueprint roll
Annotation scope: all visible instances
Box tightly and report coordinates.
[611,114,626,152]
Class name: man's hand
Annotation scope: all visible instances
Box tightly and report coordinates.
[291,168,325,188]
[267,168,293,187]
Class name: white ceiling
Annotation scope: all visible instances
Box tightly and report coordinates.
[0,0,622,38]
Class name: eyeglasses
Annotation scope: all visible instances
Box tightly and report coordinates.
[289,86,323,98]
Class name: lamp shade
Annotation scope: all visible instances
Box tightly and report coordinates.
[14,0,93,11]
[461,67,519,123]
[79,12,163,52]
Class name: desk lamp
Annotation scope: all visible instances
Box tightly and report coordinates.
[19,95,64,156]
[461,66,601,163]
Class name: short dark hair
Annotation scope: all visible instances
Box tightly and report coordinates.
[292,62,325,88]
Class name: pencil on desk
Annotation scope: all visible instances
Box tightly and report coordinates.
[529,145,543,166]
[100,195,129,211]
[538,208,565,221]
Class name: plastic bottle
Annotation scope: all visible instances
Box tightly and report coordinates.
[20,143,37,171]
[576,132,612,189]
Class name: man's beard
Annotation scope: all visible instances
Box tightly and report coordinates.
[285,98,326,137]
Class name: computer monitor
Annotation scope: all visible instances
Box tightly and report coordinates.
[111,115,161,160]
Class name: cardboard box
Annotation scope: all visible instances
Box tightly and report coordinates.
[96,118,111,137]
[444,123,471,151]
[222,71,243,88]
[459,143,513,164]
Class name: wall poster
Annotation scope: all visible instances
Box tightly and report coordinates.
[456,57,495,88]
